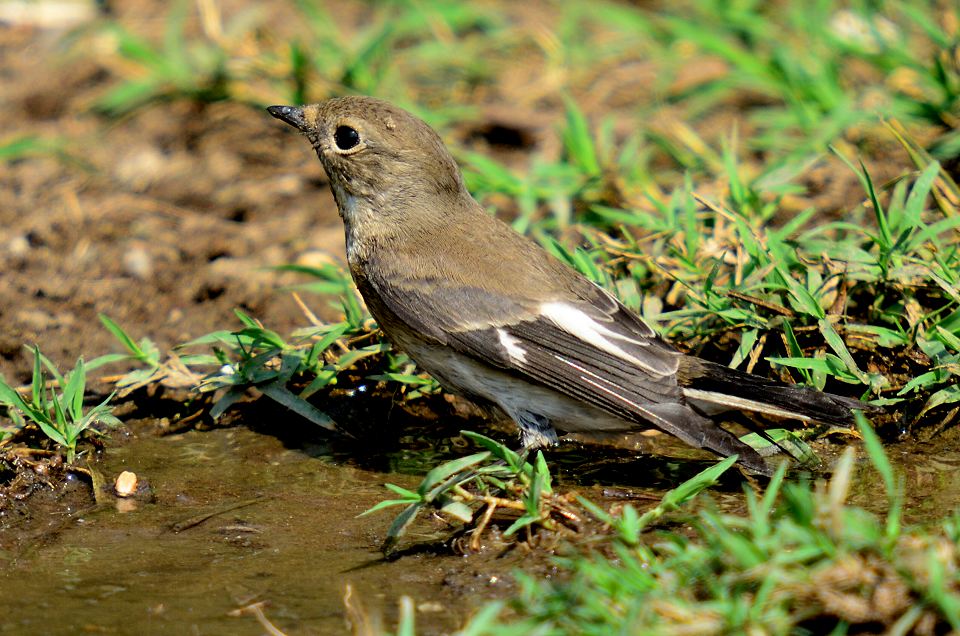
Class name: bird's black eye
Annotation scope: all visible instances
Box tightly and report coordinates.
[334,125,360,150]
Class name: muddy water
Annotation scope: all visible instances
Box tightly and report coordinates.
[0,427,518,635]
[852,438,960,524]
[3,422,959,635]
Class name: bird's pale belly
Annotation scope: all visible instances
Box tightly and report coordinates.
[401,339,636,444]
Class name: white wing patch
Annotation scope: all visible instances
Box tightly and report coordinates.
[497,328,527,364]
[540,301,667,375]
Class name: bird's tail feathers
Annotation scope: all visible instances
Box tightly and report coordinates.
[643,402,773,476]
[679,358,871,426]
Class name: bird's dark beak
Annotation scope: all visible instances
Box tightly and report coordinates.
[267,105,308,131]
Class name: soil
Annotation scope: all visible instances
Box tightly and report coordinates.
[0,2,576,383]
[1,37,344,389]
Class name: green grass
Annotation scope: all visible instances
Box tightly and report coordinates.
[364,432,567,555]
[91,0,237,115]
[358,418,960,635]
[79,0,959,163]
[447,417,960,634]
[0,347,120,462]
[0,135,66,162]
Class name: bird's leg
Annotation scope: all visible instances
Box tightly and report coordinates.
[512,409,559,449]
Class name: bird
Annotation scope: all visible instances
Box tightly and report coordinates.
[267,96,870,475]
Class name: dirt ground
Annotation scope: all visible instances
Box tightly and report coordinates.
[0,6,569,389]
[1,28,344,389]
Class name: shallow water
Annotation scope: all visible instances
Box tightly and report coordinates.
[0,426,517,635]
[851,436,960,525]
[2,420,959,635]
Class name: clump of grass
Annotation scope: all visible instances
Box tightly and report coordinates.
[0,347,120,462]
[91,264,436,429]
[581,149,955,424]
[458,416,960,635]
[180,263,430,425]
[576,0,959,164]
[90,0,254,115]
[81,0,510,122]
[289,1,504,107]
[364,432,739,556]
[362,432,565,556]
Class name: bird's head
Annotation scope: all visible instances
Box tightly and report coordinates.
[268,97,468,225]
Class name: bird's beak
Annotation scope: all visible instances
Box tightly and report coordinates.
[267,105,308,131]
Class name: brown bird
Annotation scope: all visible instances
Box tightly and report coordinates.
[268,96,869,475]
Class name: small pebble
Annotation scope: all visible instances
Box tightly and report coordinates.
[123,245,153,279]
[114,470,138,497]
[6,235,30,258]
[114,147,165,191]
[295,249,337,269]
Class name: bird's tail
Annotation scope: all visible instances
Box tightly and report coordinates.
[678,357,871,426]
[642,401,777,476]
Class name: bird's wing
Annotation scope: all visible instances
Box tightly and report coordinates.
[447,291,705,436]
[369,268,696,431]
